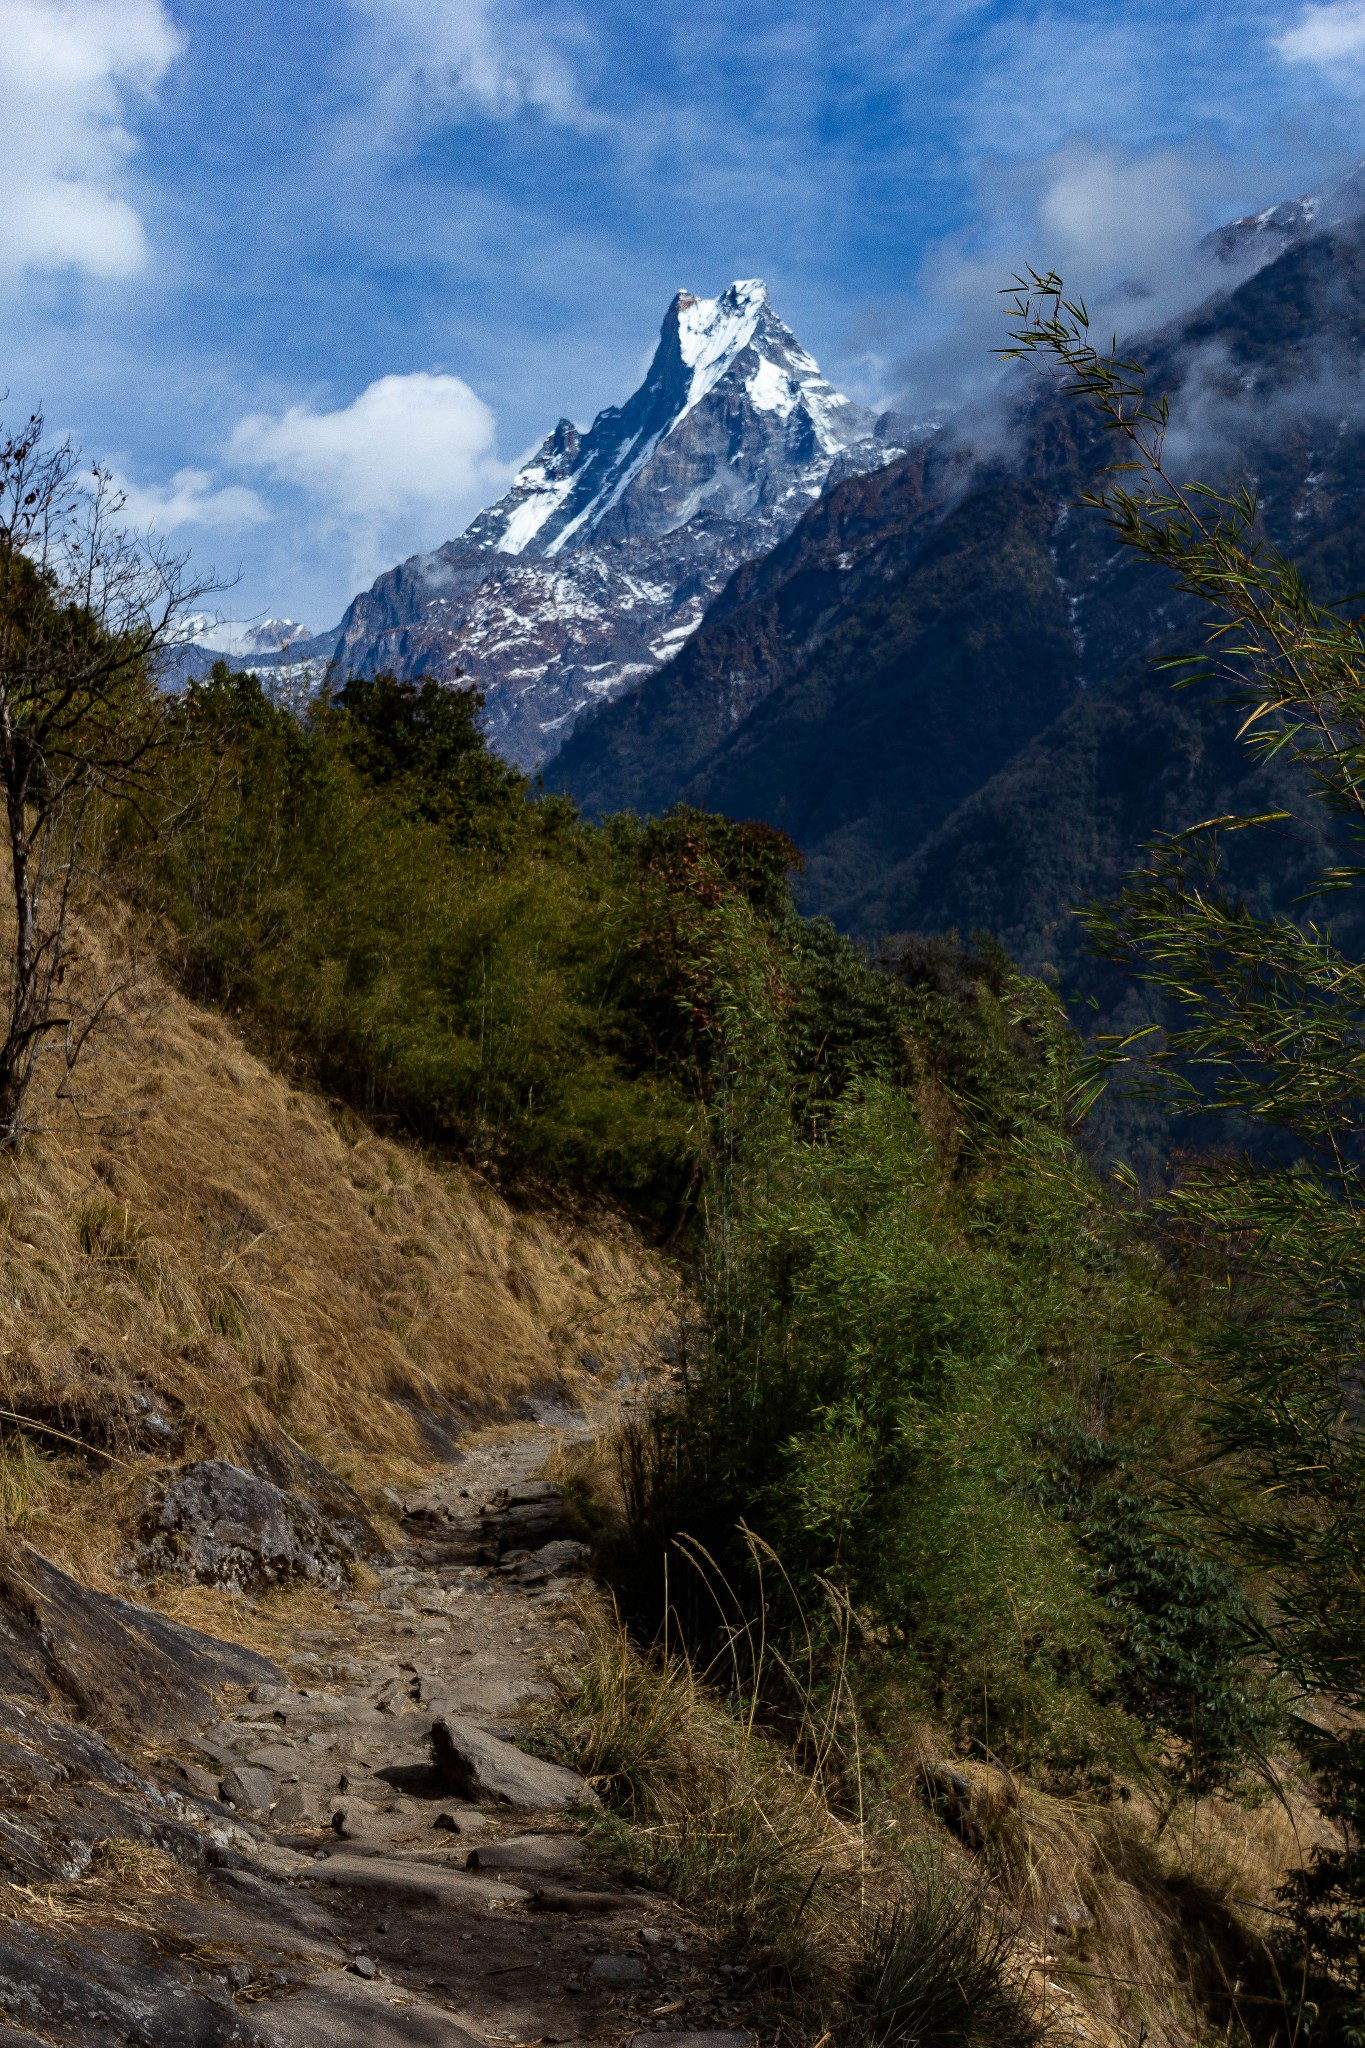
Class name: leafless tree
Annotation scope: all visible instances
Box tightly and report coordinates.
[0,410,215,1146]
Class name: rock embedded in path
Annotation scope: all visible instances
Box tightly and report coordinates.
[499,1538,589,1585]
[272,1784,319,1825]
[628,2036,756,2048]
[429,1714,596,1809]
[465,1833,585,1872]
[246,1741,307,1774]
[477,1481,571,1558]
[528,1884,641,1912]
[221,1763,275,1814]
[588,1954,646,1984]
[170,1758,224,1801]
[301,1852,518,1907]
[257,1970,489,2046]
[139,1459,356,1594]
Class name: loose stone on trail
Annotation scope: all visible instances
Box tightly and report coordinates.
[428,1713,597,1808]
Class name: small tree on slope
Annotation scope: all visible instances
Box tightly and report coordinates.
[0,413,210,1146]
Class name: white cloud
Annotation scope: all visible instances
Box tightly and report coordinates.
[348,0,589,132]
[0,0,181,279]
[891,139,1253,412]
[1034,145,1199,280]
[116,467,268,532]
[1274,1,1365,65]
[229,370,512,587]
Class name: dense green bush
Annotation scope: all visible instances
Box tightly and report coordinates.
[610,947,1267,1785]
[122,667,931,1220]
[1031,1419,1279,1794]
[122,669,707,1214]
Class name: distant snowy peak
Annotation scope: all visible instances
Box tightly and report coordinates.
[460,278,874,561]
[326,279,914,770]
[185,615,315,658]
[1204,159,1365,267]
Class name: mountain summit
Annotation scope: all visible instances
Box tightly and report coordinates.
[462,280,875,558]
[322,281,911,766]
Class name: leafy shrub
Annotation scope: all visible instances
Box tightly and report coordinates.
[1278,1725,1365,2048]
[611,1063,1180,1776]
[123,669,705,1216]
[1032,1420,1279,1795]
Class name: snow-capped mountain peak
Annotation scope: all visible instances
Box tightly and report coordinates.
[1204,158,1365,267]
[460,278,874,562]
[183,615,314,658]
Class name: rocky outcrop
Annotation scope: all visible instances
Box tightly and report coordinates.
[0,1536,278,1735]
[139,1460,361,1594]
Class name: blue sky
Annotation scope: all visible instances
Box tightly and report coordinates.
[3,0,1365,634]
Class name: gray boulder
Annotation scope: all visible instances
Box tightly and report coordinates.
[140,1460,354,1593]
[220,1764,275,1814]
[429,1715,596,1808]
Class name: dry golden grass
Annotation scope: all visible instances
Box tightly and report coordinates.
[536,1578,1324,2048]
[549,1438,1325,2048]
[913,1757,1332,2048]
[535,1594,875,2012]
[0,1839,206,1934]
[0,900,675,1585]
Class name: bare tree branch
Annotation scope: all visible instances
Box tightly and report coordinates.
[0,411,219,1146]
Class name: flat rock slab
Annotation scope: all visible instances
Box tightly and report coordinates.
[256,1972,486,2047]
[589,1955,646,1984]
[429,1715,595,1809]
[299,1852,521,1906]
[465,1832,584,1872]
[528,1884,640,1912]
[627,2036,756,2048]
[0,1536,279,1738]
[246,1743,307,1773]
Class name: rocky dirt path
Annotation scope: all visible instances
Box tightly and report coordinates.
[149,1409,753,2048]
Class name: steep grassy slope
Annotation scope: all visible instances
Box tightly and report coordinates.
[0,899,667,1590]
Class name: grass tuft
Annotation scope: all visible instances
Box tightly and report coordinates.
[845,1872,1044,2048]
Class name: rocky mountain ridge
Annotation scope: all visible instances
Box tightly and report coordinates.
[546,168,1365,1145]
